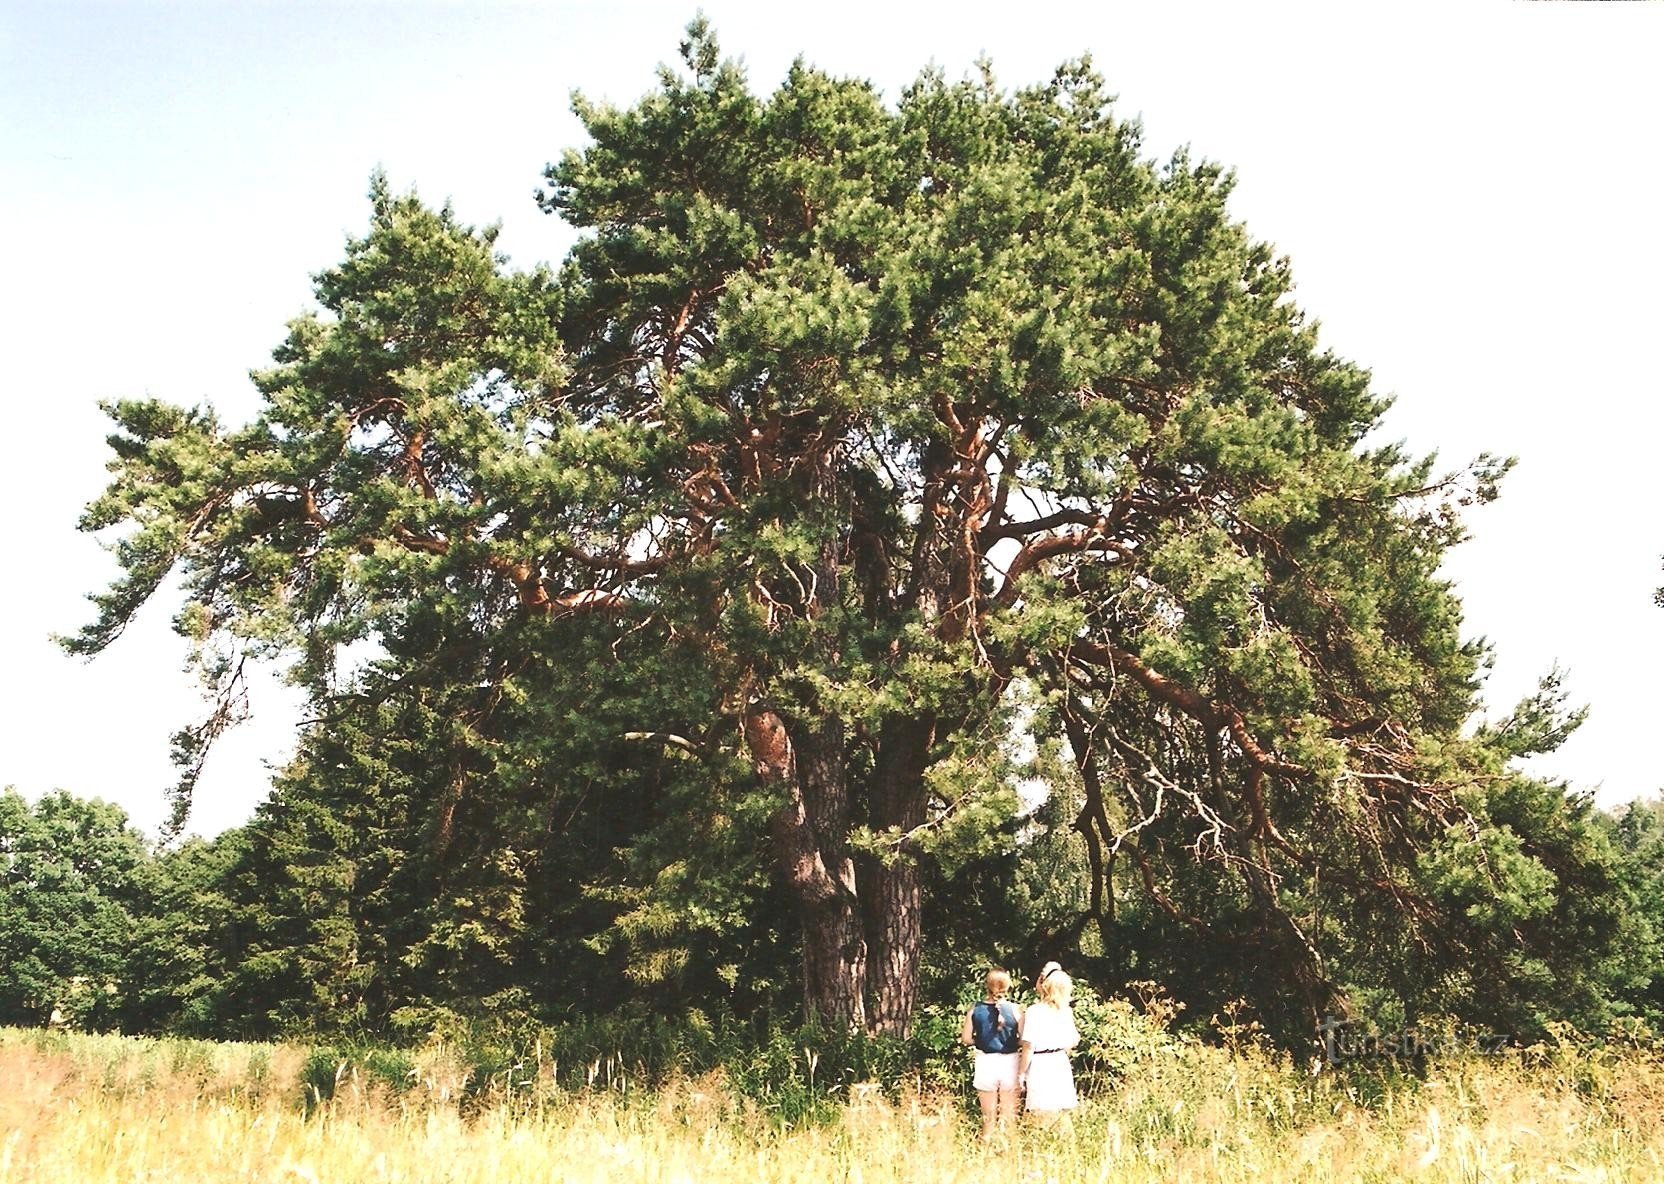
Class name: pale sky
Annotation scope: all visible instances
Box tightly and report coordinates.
[3,0,1661,839]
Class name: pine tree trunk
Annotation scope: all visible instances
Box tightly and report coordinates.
[747,707,868,1031]
[864,860,922,1035]
[799,885,867,1031]
[745,701,937,1035]
[862,716,933,1037]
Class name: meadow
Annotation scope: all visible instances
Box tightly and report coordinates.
[5,1023,1664,1183]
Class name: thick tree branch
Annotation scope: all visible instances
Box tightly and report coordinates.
[995,531,1133,607]
[981,507,1110,544]
[556,542,673,576]
[622,730,704,756]
[1068,637,1305,781]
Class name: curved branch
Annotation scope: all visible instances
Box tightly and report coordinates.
[980,507,1110,544]
[622,730,704,756]
[1068,638,1305,781]
[994,532,1133,607]
[556,542,673,575]
[546,588,631,618]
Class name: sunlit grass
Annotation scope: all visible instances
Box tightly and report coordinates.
[5,1026,1664,1182]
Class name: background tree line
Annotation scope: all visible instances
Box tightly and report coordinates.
[5,773,1663,1046]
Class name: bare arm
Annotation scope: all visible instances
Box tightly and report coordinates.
[961,1005,976,1048]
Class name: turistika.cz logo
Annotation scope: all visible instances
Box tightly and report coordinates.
[1318,1016,1513,1066]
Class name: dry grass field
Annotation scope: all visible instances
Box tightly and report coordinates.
[4,1025,1664,1182]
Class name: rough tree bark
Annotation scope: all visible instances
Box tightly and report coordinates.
[746,707,869,1031]
[861,716,935,1035]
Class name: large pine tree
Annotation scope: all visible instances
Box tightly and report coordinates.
[74,25,1596,1038]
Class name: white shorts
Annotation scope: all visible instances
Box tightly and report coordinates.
[973,1051,1020,1092]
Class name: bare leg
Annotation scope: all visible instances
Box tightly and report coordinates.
[976,1089,999,1142]
[997,1084,1020,1133]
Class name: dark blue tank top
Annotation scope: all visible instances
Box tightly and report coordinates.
[971,1001,1019,1053]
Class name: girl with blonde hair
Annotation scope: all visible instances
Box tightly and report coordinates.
[1019,963,1079,1124]
[960,966,1023,1142]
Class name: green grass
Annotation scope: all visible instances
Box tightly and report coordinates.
[5,1024,1664,1182]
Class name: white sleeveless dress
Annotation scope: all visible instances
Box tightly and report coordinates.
[1022,1002,1079,1111]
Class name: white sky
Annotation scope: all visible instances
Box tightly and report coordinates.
[3,0,1660,839]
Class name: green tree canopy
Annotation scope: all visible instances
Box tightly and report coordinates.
[0,788,150,1028]
[73,24,1602,1040]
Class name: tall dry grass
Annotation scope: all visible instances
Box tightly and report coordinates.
[4,1026,1664,1182]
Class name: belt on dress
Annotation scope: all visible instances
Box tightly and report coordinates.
[1029,1048,1066,1055]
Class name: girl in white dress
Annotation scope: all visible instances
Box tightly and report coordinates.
[1019,965,1079,1123]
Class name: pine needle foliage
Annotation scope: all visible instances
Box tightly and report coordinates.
[68,23,1613,1041]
